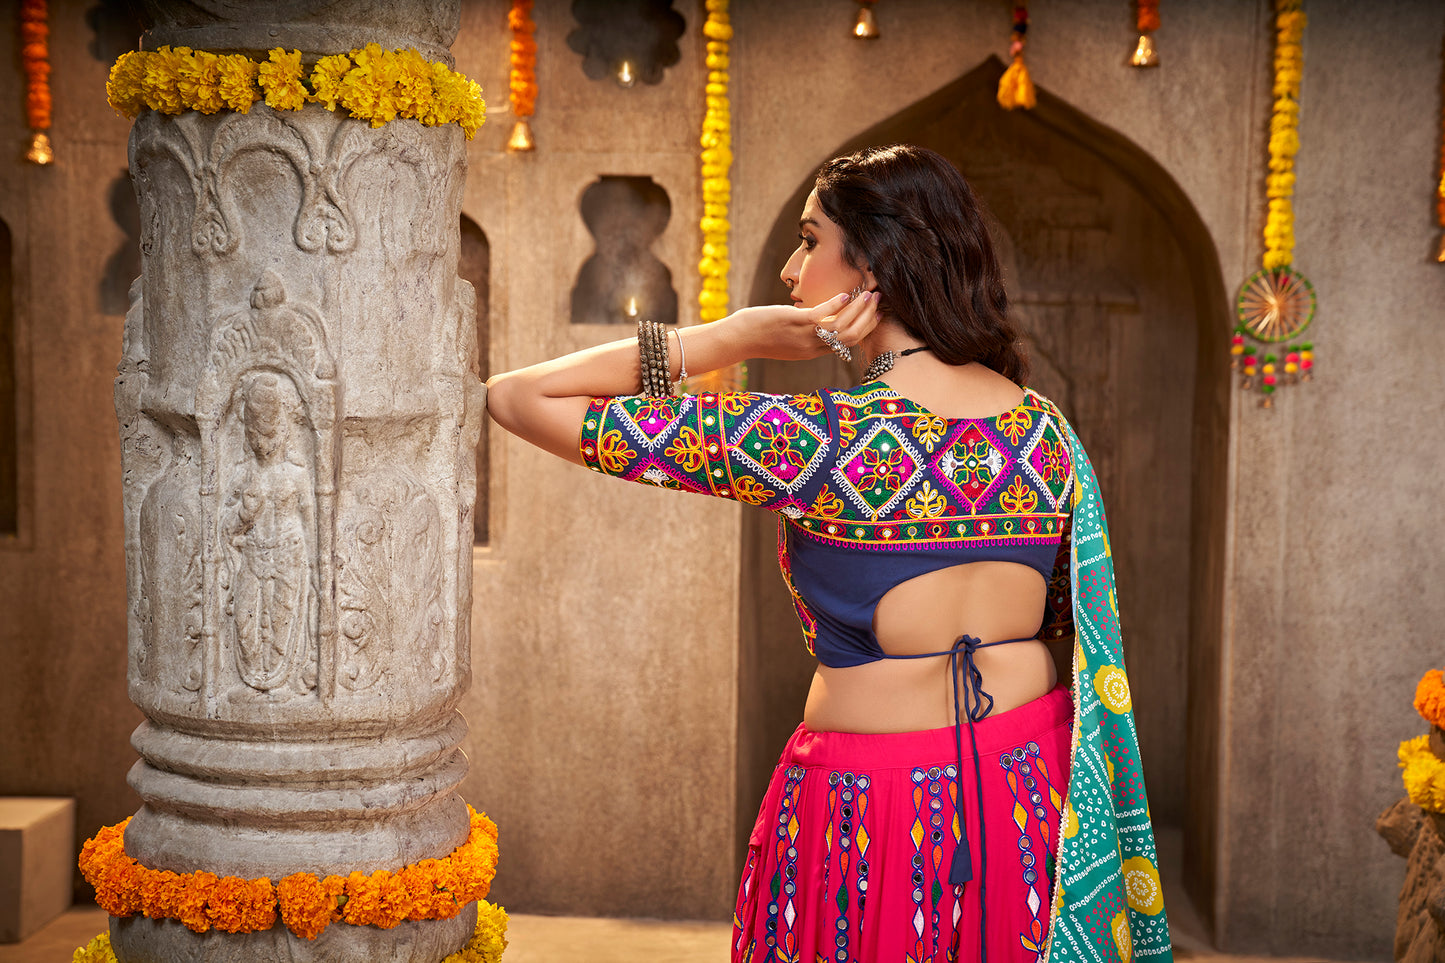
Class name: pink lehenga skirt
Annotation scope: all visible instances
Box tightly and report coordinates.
[732,684,1073,963]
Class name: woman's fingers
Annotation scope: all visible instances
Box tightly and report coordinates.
[819,290,880,346]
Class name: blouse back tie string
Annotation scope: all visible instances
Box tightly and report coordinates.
[880,632,1038,963]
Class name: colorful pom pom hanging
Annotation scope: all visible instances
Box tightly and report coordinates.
[1235,0,1314,407]
[997,5,1036,111]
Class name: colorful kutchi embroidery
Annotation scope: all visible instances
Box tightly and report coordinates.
[999,741,1063,959]
[907,764,961,963]
[822,770,871,963]
[789,386,1074,551]
[581,392,833,511]
[765,765,806,962]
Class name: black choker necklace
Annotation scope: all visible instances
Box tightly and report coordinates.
[861,345,930,382]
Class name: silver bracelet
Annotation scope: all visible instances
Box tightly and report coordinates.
[671,328,688,395]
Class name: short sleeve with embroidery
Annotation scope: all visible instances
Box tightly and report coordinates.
[579,391,834,514]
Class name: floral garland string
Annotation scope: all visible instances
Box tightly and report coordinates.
[1231,0,1313,407]
[1436,51,1444,263]
[106,44,486,138]
[72,900,508,963]
[698,0,731,325]
[506,0,537,151]
[1129,0,1160,68]
[997,5,1035,110]
[20,0,52,164]
[78,806,499,939]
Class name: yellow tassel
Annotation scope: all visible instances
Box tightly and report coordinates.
[997,57,1036,110]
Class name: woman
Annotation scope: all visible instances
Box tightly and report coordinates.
[486,145,1172,963]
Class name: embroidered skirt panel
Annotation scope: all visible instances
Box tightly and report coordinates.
[733,685,1073,963]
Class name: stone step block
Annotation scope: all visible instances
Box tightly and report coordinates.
[0,797,76,943]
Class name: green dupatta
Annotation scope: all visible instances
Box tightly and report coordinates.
[1044,419,1174,963]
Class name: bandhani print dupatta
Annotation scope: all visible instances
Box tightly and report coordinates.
[1045,419,1174,963]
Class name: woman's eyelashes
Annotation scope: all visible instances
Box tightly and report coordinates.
[797,232,817,251]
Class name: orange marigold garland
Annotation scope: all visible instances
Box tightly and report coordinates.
[1416,668,1445,731]
[506,0,537,151]
[1232,0,1314,408]
[1129,0,1160,68]
[80,806,499,941]
[20,0,53,164]
[997,5,1035,110]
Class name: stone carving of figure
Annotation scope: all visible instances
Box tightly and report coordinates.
[222,372,317,695]
[138,430,203,692]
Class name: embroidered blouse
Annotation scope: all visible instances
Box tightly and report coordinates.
[579,383,1078,665]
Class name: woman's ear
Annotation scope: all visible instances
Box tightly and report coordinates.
[862,266,878,292]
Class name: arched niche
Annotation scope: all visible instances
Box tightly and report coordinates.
[737,57,1230,923]
[0,216,13,536]
[460,213,490,544]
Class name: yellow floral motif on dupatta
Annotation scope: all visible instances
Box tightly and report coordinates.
[1123,857,1165,916]
[1094,664,1132,714]
[1112,910,1134,963]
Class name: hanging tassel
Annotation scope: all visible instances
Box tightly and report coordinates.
[997,58,1036,110]
[997,5,1035,110]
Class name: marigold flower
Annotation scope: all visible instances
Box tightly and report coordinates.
[1415,669,1445,730]
[259,48,308,111]
[141,46,186,115]
[309,53,353,110]
[107,51,149,117]
[215,55,260,113]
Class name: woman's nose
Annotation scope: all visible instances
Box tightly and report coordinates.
[780,249,800,287]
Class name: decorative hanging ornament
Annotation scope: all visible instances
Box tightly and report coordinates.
[853,0,880,39]
[20,0,52,165]
[1234,0,1313,407]
[507,0,537,152]
[997,5,1036,110]
[1436,48,1444,262]
[1129,0,1160,67]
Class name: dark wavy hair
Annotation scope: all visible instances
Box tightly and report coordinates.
[814,144,1028,384]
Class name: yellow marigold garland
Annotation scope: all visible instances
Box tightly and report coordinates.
[698,0,731,324]
[79,806,499,940]
[1264,0,1305,271]
[1416,668,1445,730]
[1400,735,1445,813]
[73,899,507,962]
[106,44,486,138]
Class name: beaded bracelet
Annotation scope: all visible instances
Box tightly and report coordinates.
[637,318,670,396]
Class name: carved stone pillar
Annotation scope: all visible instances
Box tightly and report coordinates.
[111,3,483,960]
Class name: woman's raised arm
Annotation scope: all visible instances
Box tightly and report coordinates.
[484,292,877,464]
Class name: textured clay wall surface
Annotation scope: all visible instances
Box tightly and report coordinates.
[0,0,143,897]
[453,0,743,920]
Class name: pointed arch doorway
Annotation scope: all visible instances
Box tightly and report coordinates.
[736,57,1229,923]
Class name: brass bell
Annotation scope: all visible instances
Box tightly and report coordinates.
[1435,231,1445,263]
[25,130,53,165]
[1129,34,1159,68]
[506,118,535,153]
[853,6,880,39]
